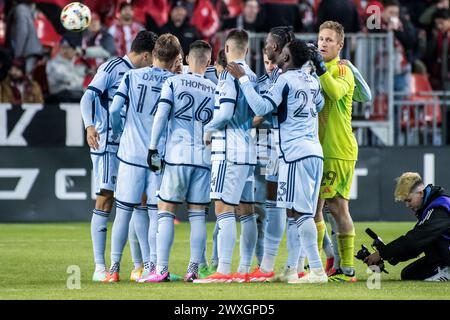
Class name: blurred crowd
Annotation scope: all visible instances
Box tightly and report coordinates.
[1,0,450,104]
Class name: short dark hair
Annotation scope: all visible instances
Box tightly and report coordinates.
[383,0,400,8]
[433,8,450,21]
[153,33,182,63]
[286,39,310,68]
[188,40,212,65]
[216,49,227,68]
[225,29,249,52]
[130,30,158,54]
[269,26,296,49]
[119,2,133,11]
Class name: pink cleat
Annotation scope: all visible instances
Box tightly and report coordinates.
[138,272,170,283]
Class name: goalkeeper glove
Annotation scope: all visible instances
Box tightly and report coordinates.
[308,44,327,77]
[147,149,161,172]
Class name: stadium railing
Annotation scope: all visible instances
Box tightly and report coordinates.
[216,31,397,146]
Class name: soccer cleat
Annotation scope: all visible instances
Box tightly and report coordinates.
[184,272,199,282]
[268,267,298,283]
[138,272,170,283]
[247,267,275,283]
[298,271,306,278]
[288,269,328,284]
[102,271,119,283]
[328,268,357,283]
[130,266,144,282]
[325,257,334,273]
[230,272,248,283]
[92,270,107,282]
[424,266,450,282]
[199,265,214,279]
[193,272,232,283]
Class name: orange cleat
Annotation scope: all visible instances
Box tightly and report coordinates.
[193,272,232,283]
[247,267,275,283]
[230,272,249,283]
[102,271,119,283]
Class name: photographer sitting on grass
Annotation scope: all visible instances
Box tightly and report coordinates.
[365,172,450,281]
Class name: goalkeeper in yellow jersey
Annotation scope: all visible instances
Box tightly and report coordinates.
[309,21,358,282]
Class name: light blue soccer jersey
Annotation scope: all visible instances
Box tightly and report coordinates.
[111,66,173,167]
[239,65,324,163]
[182,65,218,84]
[254,73,273,166]
[151,72,215,169]
[207,60,258,165]
[80,56,134,155]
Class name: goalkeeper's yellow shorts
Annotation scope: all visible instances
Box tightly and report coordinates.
[319,159,356,200]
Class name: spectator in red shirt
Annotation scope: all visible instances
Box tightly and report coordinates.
[108,2,144,57]
[187,0,220,39]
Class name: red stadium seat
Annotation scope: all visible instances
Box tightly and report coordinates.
[400,74,441,129]
[34,10,62,49]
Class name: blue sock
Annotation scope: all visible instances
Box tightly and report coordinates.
[148,205,158,270]
[255,203,266,266]
[210,222,219,267]
[217,212,237,275]
[110,202,133,266]
[128,213,142,270]
[132,206,150,270]
[156,211,175,275]
[188,209,207,270]
[238,213,258,274]
[287,217,300,269]
[260,201,286,273]
[296,215,323,270]
[91,209,110,270]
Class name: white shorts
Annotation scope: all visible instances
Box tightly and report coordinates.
[254,165,266,204]
[158,163,211,205]
[91,152,119,194]
[115,161,162,206]
[277,156,323,215]
[265,155,279,183]
[210,160,255,206]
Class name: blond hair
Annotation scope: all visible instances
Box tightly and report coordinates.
[394,172,423,201]
[319,21,345,44]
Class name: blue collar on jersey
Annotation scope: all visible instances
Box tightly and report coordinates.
[232,59,246,66]
[123,55,135,69]
[188,71,206,78]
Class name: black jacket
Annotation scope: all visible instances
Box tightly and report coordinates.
[378,185,450,266]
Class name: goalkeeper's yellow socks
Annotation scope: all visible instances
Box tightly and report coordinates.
[315,220,326,257]
[337,229,356,275]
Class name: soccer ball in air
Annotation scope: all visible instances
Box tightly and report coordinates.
[60,2,91,32]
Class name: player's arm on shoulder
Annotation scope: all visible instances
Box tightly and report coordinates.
[109,72,130,138]
[340,60,372,103]
[149,79,174,150]
[204,75,236,133]
[319,64,354,101]
[226,62,276,116]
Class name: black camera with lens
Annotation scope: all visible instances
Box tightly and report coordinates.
[355,228,389,274]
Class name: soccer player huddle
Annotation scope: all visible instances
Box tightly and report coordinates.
[80,20,372,284]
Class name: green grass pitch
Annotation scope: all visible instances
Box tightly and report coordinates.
[0,221,449,300]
